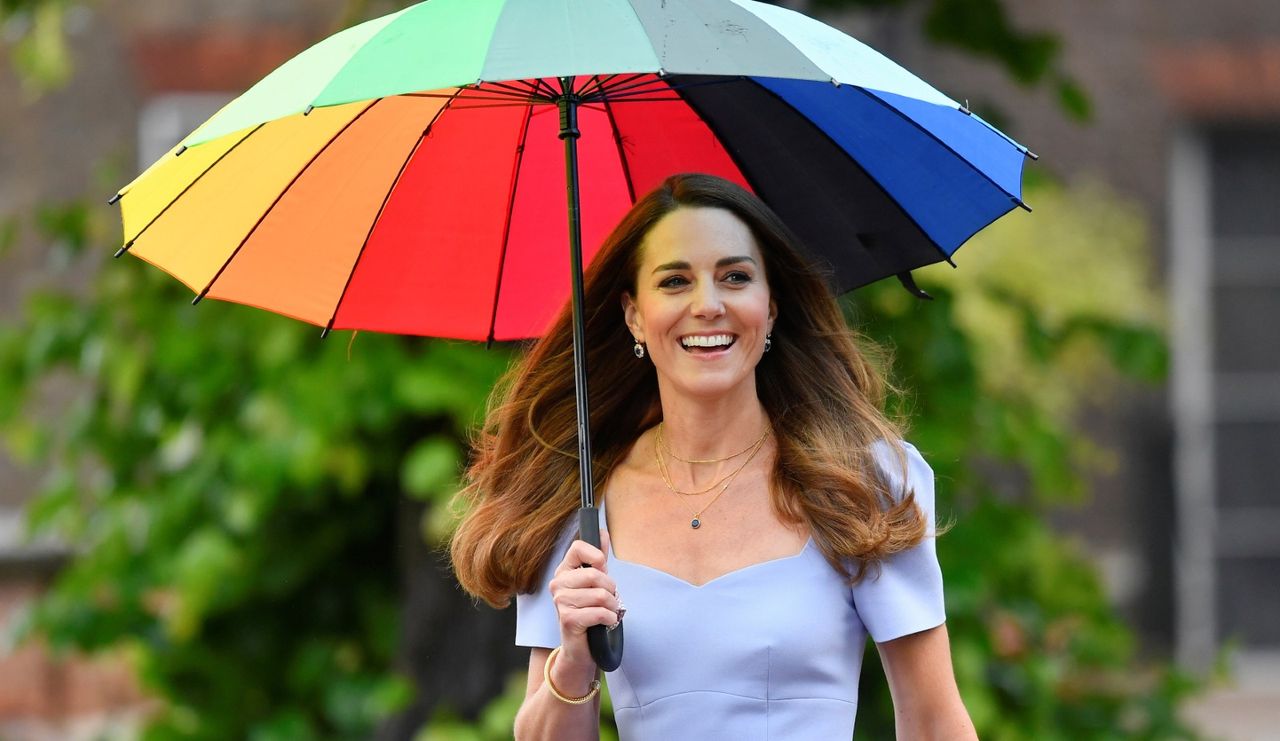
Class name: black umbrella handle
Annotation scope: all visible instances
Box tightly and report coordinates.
[558,77,624,673]
[579,506,624,672]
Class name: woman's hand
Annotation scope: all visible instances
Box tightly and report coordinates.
[514,533,620,738]
[548,530,623,670]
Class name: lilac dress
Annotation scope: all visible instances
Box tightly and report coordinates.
[515,440,946,740]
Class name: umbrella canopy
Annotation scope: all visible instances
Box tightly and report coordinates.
[112,0,1032,342]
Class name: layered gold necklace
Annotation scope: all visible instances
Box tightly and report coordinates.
[654,421,769,529]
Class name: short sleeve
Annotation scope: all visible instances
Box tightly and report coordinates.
[514,516,578,648]
[852,439,947,643]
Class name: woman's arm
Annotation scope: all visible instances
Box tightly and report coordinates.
[876,624,977,740]
[513,647,602,740]
[512,533,621,740]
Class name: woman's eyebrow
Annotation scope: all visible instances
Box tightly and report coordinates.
[651,255,757,274]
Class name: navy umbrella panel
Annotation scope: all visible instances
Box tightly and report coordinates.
[667,74,1030,293]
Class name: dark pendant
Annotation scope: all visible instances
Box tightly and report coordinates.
[691,518,701,529]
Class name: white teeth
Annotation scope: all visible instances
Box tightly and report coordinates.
[680,334,735,348]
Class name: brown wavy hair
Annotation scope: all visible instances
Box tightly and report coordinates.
[450,173,928,608]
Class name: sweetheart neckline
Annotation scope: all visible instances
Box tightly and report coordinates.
[607,536,816,589]
[600,497,814,589]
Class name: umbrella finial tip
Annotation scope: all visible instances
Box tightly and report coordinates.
[108,193,122,205]
[896,271,934,301]
[175,145,187,156]
[303,104,314,116]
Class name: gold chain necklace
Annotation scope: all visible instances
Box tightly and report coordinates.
[655,424,767,495]
[655,430,767,529]
[658,420,768,464]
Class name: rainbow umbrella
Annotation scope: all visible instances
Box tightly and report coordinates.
[110,0,1033,670]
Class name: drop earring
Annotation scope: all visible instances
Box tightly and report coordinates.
[633,340,646,359]
[764,333,772,353]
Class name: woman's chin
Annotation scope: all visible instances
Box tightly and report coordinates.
[658,369,757,402]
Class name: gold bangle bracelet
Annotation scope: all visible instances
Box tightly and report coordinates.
[543,646,601,705]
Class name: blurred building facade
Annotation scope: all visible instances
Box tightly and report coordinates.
[1,0,1277,736]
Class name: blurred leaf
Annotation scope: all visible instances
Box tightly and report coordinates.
[8,0,73,94]
[401,436,461,500]
[34,199,92,257]
[1056,74,1093,122]
[923,0,1058,84]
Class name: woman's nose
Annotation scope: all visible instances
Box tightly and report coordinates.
[691,282,725,318]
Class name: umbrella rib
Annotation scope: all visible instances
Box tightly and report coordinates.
[193,98,383,306]
[483,102,536,347]
[600,95,637,206]
[852,86,1029,209]
[576,74,609,100]
[585,76,736,105]
[590,73,650,98]
[322,90,463,337]
[586,75,666,101]
[530,77,560,101]
[588,96,684,103]
[449,102,555,110]
[114,124,264,257]
[408,92,549,105]
[482,79,543,98]
[464,84,556,104]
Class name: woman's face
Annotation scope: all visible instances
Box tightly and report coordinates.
[622,207,776,402]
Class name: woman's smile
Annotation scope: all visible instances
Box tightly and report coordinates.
[678,333,737,356]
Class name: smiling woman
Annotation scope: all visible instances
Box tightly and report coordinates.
[449,174,975,740]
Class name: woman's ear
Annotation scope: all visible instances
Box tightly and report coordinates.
[622,292,641,341]
[768,298,777,334]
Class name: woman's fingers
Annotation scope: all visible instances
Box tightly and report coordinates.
[550,535,624,642]
[554,586,619,612]
[558,537,607,574]
[554,564,616,593]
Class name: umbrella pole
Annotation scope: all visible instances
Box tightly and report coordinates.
[558,76,624,672]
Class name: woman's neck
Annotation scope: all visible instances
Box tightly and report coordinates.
[655,385,770,462]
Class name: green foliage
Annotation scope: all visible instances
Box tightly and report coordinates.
[0,194,511,737]
[842,180,1196,738]
[0,0,75,94]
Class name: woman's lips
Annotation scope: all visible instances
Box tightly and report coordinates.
[679,333,736,351]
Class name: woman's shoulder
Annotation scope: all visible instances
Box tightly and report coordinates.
[866,438,933,501]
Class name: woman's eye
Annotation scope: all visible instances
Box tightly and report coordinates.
[724,271,751,284]
[659,275,688,288]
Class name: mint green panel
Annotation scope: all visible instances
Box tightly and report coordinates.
[183,8,408,147]
[314,0,508,106]
[480,0,660,81]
